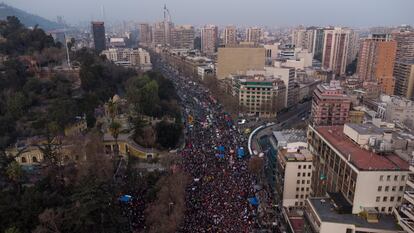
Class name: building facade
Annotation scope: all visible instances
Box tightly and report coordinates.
[357,34,397,95]
[246,27,262,44]
[230,75,286,117]
[322,27,351,76]
[311,80,352,126]
[394,60,414,100]
[308,124,409,215]
[276,147,313,208]
[201,25,218,56]
[217,46,265,79]
[393,31,414,62]
[292,26,315,52]
[139,23,152,45]
[91,21,106,53]
[101,48,152,71]
[170,25,195,49]
[224,25,237,46]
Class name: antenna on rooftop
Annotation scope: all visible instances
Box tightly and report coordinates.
[101,5,106,22]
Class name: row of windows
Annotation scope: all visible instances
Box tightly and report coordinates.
[375,196,402,202]
[20,156,39,163]
[296,187,310,192]
[295,194,309,199]
[298,165,312,169]
[379,175,406,182]
[242,91,272,95]
[377,185,404,192]
[241,98,271,102]
[297,180,311,185]
[297,172,311,177]
[243,88,271,91]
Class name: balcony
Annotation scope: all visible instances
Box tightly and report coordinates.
[408,178,414,189]
[401,205,414,221]
[394,207,414,233]
[405,191,414,205]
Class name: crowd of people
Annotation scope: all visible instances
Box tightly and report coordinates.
[165,66,259,232]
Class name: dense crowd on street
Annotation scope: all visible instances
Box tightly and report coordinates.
[159,65,259,232]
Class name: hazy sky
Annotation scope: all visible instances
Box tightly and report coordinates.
[5,0,414,27]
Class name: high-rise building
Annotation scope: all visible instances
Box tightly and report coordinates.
[91,21,106,53]
[393,60,414,100]
[170,25,195,49]
[139,23,152,45]
[310,80,351,126]
[152,21,174,46]
[201,25,218,56]
[312,28,325,61]
[322,27,351,76]
[347,30,360,65]
[224,25,237,46]
[308,123,409,215]
[245,27,262,44]
[292,26,315,51]
[357,34,397,95]
[393,31,414,61]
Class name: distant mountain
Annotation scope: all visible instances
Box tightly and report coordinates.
[0,3,61,30]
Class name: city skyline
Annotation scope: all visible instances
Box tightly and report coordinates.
[4,0,414,27]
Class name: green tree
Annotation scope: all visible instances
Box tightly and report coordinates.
[155,121,182,149]
[6,161,24,194]
[4,226,22,233]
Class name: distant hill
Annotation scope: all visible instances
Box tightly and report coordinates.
[0,3,61,30]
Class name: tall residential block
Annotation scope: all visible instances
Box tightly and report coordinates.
[217,46,265,79]
[347,30,360,65]
[201,25,218,56]
[322,27,351,76]
[394,60,414,100]
[292,26,315,52]
[224,25,237,46]
[139,23,152,45]
[393,31,414,61]
[311,80,351,126]
[170,25,195,50]
[245,27,262,44]
[91,21,106,53]
[357,34,397,95]
[312,28,325,60]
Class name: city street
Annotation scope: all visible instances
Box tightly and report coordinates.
[153,57,278,232]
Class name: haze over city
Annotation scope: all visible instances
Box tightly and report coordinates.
[4,0,414,26]
[1,1,414,233]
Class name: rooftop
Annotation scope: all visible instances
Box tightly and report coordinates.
[346,123,387,135]
[273,129,307,146]
[315,126,409,171]
[279,148,313,162]
[308,197,402,232]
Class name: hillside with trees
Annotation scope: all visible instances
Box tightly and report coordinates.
[0,17,186,233]
[0,3,61,30]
